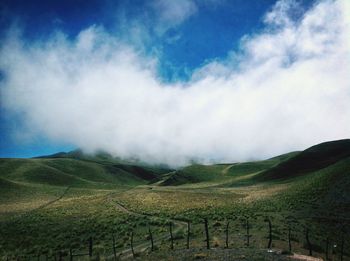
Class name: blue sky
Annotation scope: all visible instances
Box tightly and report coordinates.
[1,0,303,79]
[0,0,349,164]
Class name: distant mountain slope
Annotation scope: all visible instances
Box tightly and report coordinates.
[37,149,137,164]
[157,164,226,186]
[158,151,299,186]
[38,149,172,177]
[256,139,350,181]
[2,139,350,190]
[269,155,350,223]
[226,151,299,177]
[0,153,172,191]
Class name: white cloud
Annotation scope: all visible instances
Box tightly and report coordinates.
[264,0,302,27]
[1,0,349,166]
[151,0,197,28]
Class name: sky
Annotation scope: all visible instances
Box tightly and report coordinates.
[0,0,349,166]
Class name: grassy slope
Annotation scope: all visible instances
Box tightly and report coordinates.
[163,139,350,187]
[111,141,350,259]
[158,151,299,186]
[255,139,350,181]
[0,151,173,257]
[273,156,350,216]
[38,149,172,175]
[0,155,172,219]
[158,164,228,186]
[0,155,172,189]
[0,158,142,189]
[152,139,350,227]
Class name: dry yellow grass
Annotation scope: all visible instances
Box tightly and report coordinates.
[234,184,290,203]
[113,187,244,215]
[0,199,53,215]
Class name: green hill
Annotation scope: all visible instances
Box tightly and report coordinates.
[225,152,299,177]
[2,140,349,189]
[158,164,228,186]
[255,139,350,181]
[0,153,172,190]
[158,151,299,186]
[0,176,24,195]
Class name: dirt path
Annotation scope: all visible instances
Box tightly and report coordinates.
[14,186,71,220]
[36,186,71,210]
[222,164,235,175]
[114,201,136,216]
[288,254,323,261]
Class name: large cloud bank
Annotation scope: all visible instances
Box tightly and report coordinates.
[1,0,350,166]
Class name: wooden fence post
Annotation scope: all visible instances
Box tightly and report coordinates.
[340,233,344,261]
[149,226,154,251]
[246,219,251,247]
[169,222,174,250]
[265,218,272,249]
[130,231,135,258]
[225,221,230,248]
[89,237,93,257]
[288,227,292,253]
[305,228,312,256]
[112,234,117,261]
[187,221,191,249]
[204,218,210,249]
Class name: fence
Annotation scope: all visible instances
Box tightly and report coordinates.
[1,215,349,261]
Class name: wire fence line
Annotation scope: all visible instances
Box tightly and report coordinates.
[1,215,349,261]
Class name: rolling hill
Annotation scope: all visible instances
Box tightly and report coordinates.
[157,151,299,186]
[255,139,350,181]
[0,153,173,203]
[2,140,350,190]
[157,139,350,188]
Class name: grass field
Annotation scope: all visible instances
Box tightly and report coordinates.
[1,140,350,260]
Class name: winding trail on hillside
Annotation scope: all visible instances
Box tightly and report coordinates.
[222,164,235,175]
[107,190,187,260]
[14,186,71,220]
[35,186,71,210]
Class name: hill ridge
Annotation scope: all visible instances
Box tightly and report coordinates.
[255,139,350,181]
